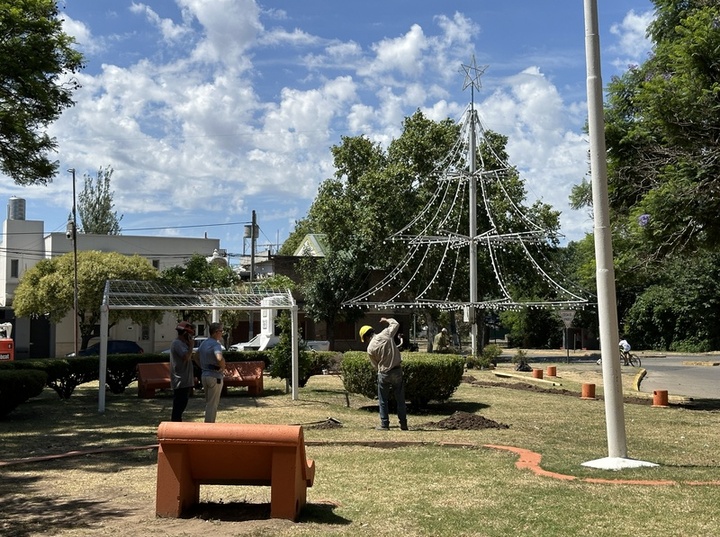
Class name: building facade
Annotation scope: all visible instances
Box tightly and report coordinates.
[0,197,222,358]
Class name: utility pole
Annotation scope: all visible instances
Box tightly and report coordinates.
[250,210,257,281]
[67,168,79,358]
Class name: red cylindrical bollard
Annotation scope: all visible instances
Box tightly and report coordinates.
[581,383,596,400]
[652,389,669,408]
[546,365,557,377]
[532,368,543,379]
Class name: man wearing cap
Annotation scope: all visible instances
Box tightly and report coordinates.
[169,321,196,422]
[359,317,408,431]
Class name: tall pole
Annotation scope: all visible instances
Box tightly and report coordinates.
[250,210,257,281]
[68,168,79,358]
[581,0,656,470]
[468,92,478,358]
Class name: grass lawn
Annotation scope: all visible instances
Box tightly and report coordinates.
[1,362,719,536]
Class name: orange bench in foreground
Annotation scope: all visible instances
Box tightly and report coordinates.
[155,422,316,521]
[222,360,264,395]
[137,362,172,398]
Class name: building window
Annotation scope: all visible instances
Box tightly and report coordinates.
[10,259,19,278]
[141,324,150,341]
[152,259,160,269]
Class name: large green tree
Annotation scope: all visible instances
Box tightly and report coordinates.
[0,0,84,185]
[13,251,160,349]
[159,253,239,328]
[78,166,123,234]
[569,0,720,350]
[290,110,562,348]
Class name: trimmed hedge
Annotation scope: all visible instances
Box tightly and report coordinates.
[0,348,343,402]
[0,369,47,417]
[341,352,465,408]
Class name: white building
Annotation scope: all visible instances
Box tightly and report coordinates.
[0,197,222,358]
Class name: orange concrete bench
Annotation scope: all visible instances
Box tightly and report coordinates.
[137,362,172,398]
[155,422,315,521]
[222,360,264,396]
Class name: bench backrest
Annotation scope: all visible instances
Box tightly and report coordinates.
[137,362,171,379]
[224,360,264,378]
[157,422,312,485]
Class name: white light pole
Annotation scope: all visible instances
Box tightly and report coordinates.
[67,168,79,358]
[581,0,656,470]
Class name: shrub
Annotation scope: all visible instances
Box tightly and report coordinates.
[341,352,465,409]
[466,344,503,369]
[269,312,311,386]
[0,369,47,417]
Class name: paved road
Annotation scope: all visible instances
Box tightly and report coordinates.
[636,354,720,400]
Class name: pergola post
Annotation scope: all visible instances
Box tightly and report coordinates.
[291,304,299,400]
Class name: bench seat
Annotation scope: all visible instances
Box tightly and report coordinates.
[156,422,315,521]
[137,362,172,398]
[222,360,264,395]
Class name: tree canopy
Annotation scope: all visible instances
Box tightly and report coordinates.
[0,0,84,185]
[288,110,563,347]
[78,166,123,234]
[568,0,720,351]
[13,251,160,349]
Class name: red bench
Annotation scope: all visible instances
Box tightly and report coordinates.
[155,422,315,521]
[222,361,264,396]
[137,362,172,398]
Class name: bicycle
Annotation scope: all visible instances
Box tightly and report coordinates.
[596,352,642,367]
[624,352,641,368]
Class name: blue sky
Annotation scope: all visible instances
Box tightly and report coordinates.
[3,0,655,263]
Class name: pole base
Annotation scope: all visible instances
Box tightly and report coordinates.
[581,457,659,470]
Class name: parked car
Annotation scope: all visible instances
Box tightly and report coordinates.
[67,340,144,357]
[229,335,279,352]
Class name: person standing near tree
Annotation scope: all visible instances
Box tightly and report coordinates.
[198,322,226,423]
[359,317,408,431]
[433,327,451,353]
[169,321,196,422]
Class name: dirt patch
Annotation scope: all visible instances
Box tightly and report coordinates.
[423,410,510,430]
[304,418,343,430]
[465,377,654,406]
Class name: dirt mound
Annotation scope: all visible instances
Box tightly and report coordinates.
[305,418,343,430]
[424,411,509,430]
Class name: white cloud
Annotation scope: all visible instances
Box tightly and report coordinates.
[362,24,429,78]
[130,2,190,42]
[478,67,591,241]
[609,9,653,68]
[60,15,104,55]
[177,0,262,68]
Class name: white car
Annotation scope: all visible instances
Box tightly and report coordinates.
[228,336,330,352]
[229,335,279,352]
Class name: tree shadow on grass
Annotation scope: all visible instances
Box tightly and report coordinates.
[0,473,140,537]
[675,398,720,411]
[358,400,489,415]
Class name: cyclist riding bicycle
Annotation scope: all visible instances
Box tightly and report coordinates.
[619,337,631,366]
[596,337,636,366]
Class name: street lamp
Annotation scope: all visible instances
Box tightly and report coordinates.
[67,168,79,358]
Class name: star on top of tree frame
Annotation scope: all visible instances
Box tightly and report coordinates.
[461,55,489,92]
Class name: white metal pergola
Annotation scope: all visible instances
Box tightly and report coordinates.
[97,280,299,413]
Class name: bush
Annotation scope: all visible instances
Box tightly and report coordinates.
[0,369,47,417]
[466,344,503,369]
[341,352,465,409]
